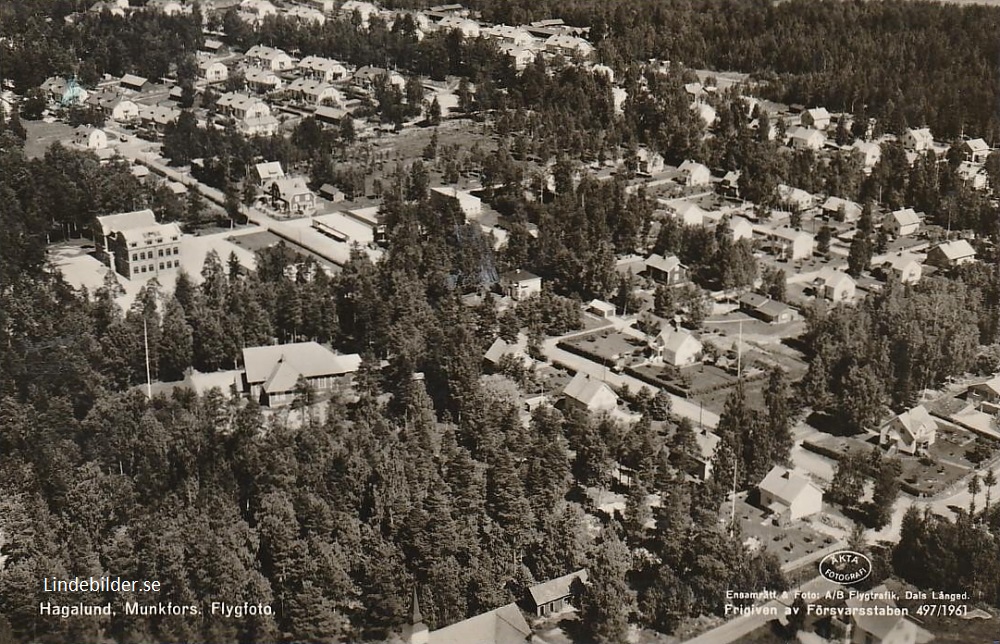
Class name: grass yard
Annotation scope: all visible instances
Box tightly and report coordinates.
[726,497,836,568]
[561,330,645,365]
[23,119,76,159]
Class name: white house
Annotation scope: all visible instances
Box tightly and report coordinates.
[821,196,862,222]
[957,161,988,190]
[285,5,326,24]
[877,253,922,284]
[885,208,921,237]
[340,0,380,25]
[111,99,140,122]
[678,160,711,187]
[727,216,754,242]
[199,60,229,83]
[245,68,283,93]
[963,137,991,164]
[786,126,826,151]
[778,184,815,212]
[73,126,108,150]
[298,56,348,83]
[880,405,937,455]
[287,78,344,107]
[901,127,934,152]
[217,92,279,135]
[587,299,616,319]
[498,43,537,70]
[851,140,882,169]
[437,15,481,38]
[815,268,856,303]
[241,341,361,407]
[636,148,665,175]
[758,465,823,522]
[800,107,831,130]
[672,202,707,227]
[254,161,285,185]
[563,372,618,413]
[543,34,595,58]
[500,270,542,301]
[691,101,717,127]
[653,325,702,367]
[244,45,293,71]
[767,228,816,261]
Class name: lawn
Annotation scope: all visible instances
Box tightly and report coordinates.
[725,497,836,569]
[561,330,645,366]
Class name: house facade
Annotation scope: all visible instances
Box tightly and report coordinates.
[95,209,183,280]
[644,253,687,285]
[926,239,976,268]
[816,268,856,303]
[266,177,316,216]
[880,405,937,455]
[885,208,921,237]
[563,372,618,413]
[500,270,542,301]
[527,570,588,617]
[654,326,702,367]
[241,342,361,407]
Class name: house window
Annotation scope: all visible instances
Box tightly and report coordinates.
[159,262,164,270]
[139,251,145,260]
[159,249,164,257]
[173,247,179,255]
[132,253,138,261]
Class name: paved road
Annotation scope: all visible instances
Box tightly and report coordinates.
[541,333,720,429]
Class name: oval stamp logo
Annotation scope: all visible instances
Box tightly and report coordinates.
[819,550,872,585]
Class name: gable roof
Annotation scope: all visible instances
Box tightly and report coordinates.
[564,372,616,408]
[255,161,284,180]
[657,327,701,356]
[120,73,148,88]
[816,267,854,289]
[931,239,975,261]
[528,569,588,607]
[242,342,361,386]
[964,137,989,154]
[890,405,936,442]
[645,253,682,274]
[759,465,821,504]
[821,196,862,219]
[429,603,531,644]
[891,208,921,227]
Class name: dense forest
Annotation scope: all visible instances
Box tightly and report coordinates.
[447,0,1000,141]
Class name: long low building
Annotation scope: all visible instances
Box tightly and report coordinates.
[241,341,362,406]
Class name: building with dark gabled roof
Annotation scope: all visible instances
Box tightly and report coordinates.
[527,569,588,617]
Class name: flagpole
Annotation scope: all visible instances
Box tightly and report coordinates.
[144,317,152,398]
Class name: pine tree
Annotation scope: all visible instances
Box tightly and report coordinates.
[158,297,193,381]
[764,367,793,465]
[579,525,634,643]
